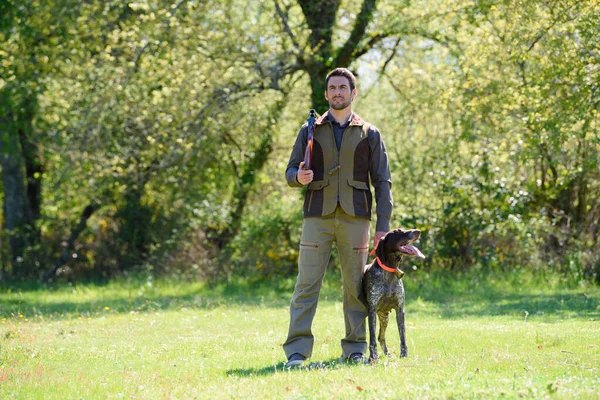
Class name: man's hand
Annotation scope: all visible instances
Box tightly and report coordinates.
[297,161,314,185]
[374,231,386,251]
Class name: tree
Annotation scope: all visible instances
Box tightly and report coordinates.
[0,0,80,275]
[375,0,599,276]
[275,0,397,111]
[39,0,294,277]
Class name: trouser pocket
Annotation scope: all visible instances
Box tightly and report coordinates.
[300,242,319,250]
[298,241,323,271]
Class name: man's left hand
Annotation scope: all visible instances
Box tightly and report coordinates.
[374,231,386,251]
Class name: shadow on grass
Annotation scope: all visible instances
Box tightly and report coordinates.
[227,357,359,377]
[404,270,600,321]
[1,271,598,322]
[411,292,600,321]
[0,278,295,320]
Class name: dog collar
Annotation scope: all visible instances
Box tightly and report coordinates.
[371,242,397,273]
[375,256,397,273]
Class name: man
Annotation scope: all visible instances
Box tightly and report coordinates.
[283,68,393,366]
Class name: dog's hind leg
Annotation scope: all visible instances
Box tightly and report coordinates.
[396,307,408,357]
[368,307,378,362]
[377,311,390,357]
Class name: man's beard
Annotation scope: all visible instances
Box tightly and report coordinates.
[329,97,352,110]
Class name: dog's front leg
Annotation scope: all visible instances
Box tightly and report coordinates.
[377,311,390,357]
[368,307,378,362]
[397,307,408,357]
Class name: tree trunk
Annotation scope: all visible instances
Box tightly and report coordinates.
[308,67,330,113]
[298,0,339,111]
[0,116,36,275]
[115,184,153,270]
[18,118,43,223]
[208,0,382,252]
[298,0,379,111]
[209,95,290,252]
[43,201,102,283]
[217,132,274,250]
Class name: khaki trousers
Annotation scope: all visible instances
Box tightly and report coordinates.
[283,205,370,359]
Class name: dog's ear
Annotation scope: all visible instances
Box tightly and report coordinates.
[375,232,390,261]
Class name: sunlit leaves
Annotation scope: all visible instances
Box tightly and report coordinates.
[359,0,599,273]
[2,0,598,278]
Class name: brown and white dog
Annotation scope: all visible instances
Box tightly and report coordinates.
[362,229,425,362]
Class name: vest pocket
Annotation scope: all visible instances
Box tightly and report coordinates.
[304,179,329,216]
[347,179,368,190]
[307,179,329,190]
[347,179,371,217]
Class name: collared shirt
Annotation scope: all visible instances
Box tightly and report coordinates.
[328,112,353,151]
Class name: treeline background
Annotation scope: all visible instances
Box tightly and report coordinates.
[1,0,598,284]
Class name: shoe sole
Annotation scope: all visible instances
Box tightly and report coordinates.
[285,360,305,367]
[339,355,368,364]
[285,361,304,368]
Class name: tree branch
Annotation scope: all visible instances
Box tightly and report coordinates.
[362,36,402,99]
[274,0,303,56]
[297,0,340,49]
[350,33,386,60]
[386,73,420,111]
[334,0,377,67]
[526,1,582,53]
[42,201,103,283]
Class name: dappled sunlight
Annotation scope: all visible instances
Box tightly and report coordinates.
[2,271,598,324]
[0,278,292,322]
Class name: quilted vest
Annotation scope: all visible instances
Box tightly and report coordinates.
[303,112,372,219]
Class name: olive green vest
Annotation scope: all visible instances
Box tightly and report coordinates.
[303,112,372,219]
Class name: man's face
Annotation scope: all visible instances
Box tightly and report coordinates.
[325,76,356,110]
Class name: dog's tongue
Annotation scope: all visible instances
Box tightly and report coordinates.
[399,245,426,259]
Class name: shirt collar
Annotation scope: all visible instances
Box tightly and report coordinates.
[327,111,354,127]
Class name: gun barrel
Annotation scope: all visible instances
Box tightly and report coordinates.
[303,109,316,170]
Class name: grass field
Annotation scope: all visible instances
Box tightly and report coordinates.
[1,270,599,399]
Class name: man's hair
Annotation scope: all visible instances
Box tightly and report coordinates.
[325,68,357,91]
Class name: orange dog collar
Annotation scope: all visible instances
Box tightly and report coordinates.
[371,242,397,273]
[375,256,397,273]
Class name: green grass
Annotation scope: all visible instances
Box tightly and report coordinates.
[0,271,599,399]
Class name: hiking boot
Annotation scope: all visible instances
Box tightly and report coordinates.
[285,353,306,367]
[348,352,367,364]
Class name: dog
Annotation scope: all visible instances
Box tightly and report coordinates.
[362,228,425,362]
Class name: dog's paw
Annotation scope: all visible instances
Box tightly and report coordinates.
[400,347,408,358]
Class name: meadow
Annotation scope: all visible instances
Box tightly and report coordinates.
[1,270,599,399]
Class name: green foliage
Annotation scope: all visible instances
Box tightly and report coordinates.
[0,0,598,283]
[3,0,294,278]
[352,0,600,282]
[227,193,302,280]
